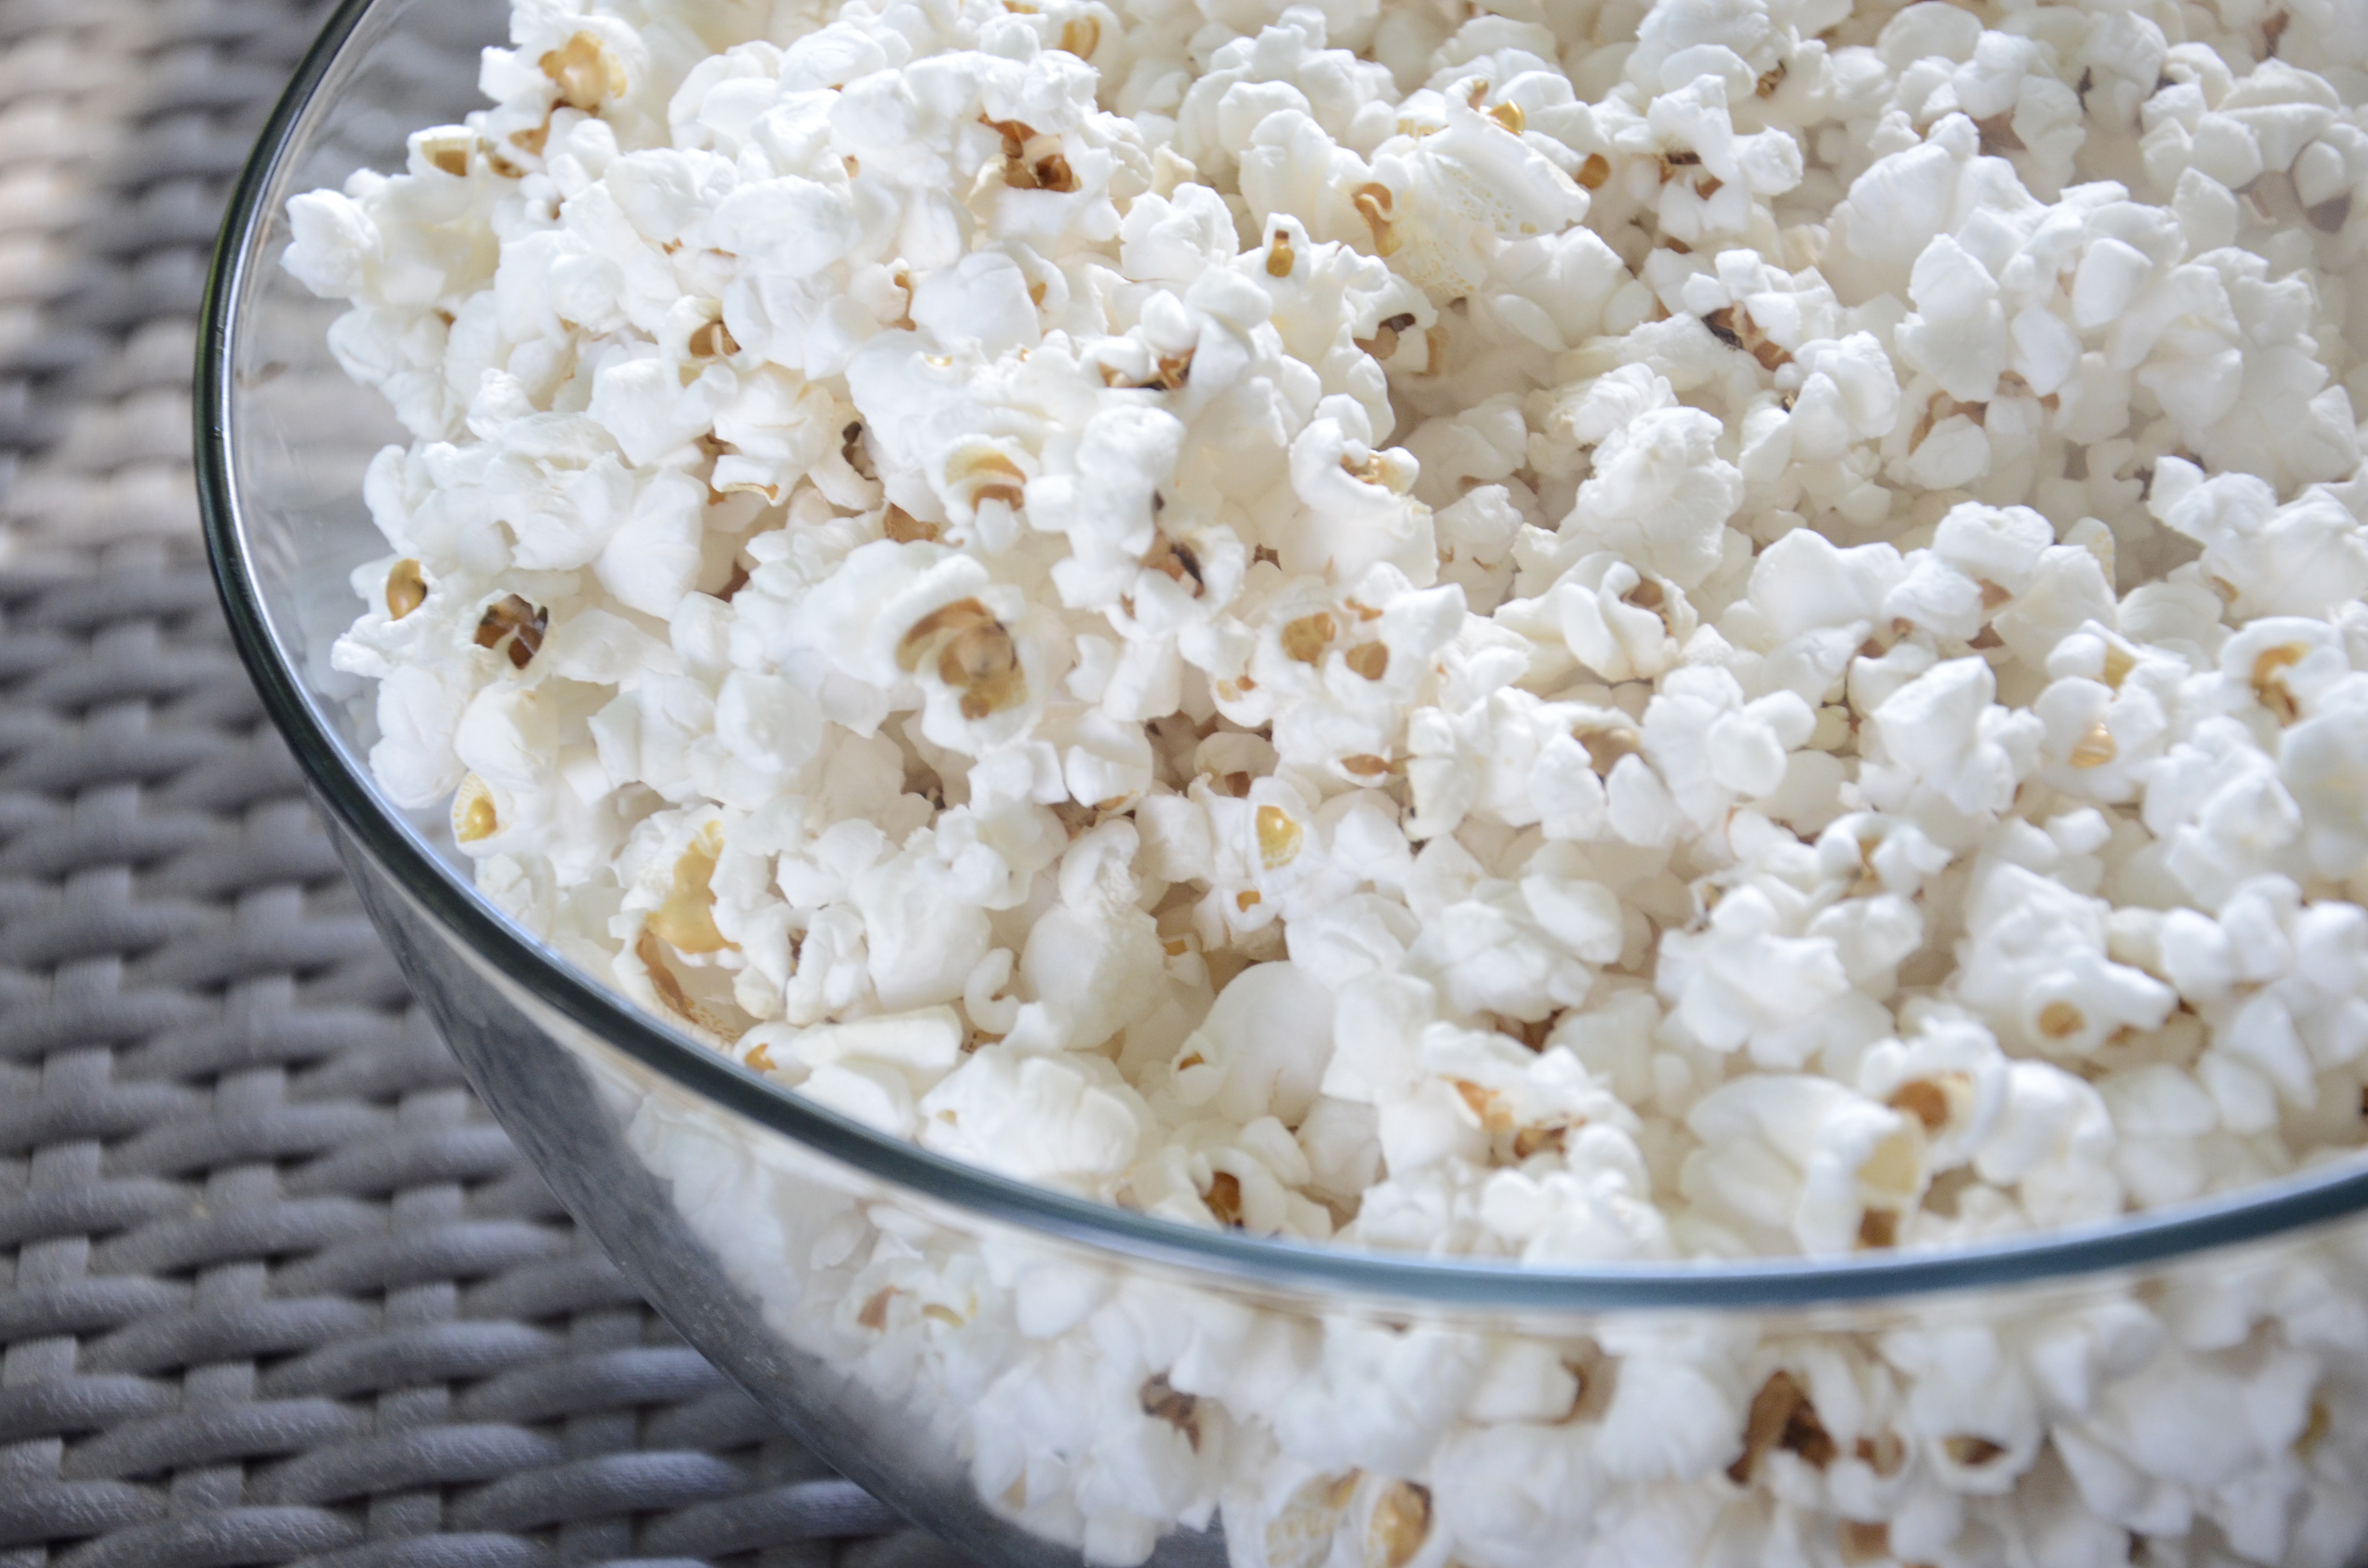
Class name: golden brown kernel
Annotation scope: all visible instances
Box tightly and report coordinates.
[1265,1473,1358,1568]
[953,448,1028,506]
[1974,110,2025,157]
[1236,889,1261,911]
[2101,642,2137,689]
[1146,534,1204,594]
[884,504,941,543]
[898,598,1029,720]
[1205,1169,1245,1226]
[985,116,1034,159]
[1486,100,1524,135]
[1267,230,1296,276]
[1032,152,1078,192]
[857,1286,895,1330]
[2037,1000,2085,1040]
[1839,1520,1889,1564]
[510,120,551,155]
[898,600,1000,668]
[473,594,548,669]
[1139,1373,1201,1449]
[385,558,427,620]
[1512,1124,1567,1158]
[1495,1013,1553,1051]
[2298,1397,2332,1457]
[427,139,471,177]
[1344,642,1390,681]
[1357,310,1418,362]
[1890,1079,1951,1133]
[1576,152,1612,188]
[942,623,1025,719]
[1943,1434,2006,1467]
[1367,1482,1431,1568]
[648,830,733,955]
[1281,612,1337,663]
[1256,804,1303,869]
[1453,1079,1515,1133]
[1854,1431,1906,1476]
[453,775,498,844]
[1857,1208,1899,1249]
[540,31,626,111]
[1059,15,1099,55]
[1729,1372,1835,1483]
[2253,643,2307,724]
[689,318,739,357]
[2070,722,2118,769]
[841,421,876,480]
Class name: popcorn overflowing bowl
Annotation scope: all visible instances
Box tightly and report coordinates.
[202,0,2368,1561]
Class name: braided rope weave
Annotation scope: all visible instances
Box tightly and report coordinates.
[0,2,974,1562]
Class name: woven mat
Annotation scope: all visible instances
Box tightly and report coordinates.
[0,2,972,1563]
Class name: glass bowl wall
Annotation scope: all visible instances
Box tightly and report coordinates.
[198,3,2368,1565]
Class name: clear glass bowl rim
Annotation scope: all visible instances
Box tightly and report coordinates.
[195,0,2368,1312]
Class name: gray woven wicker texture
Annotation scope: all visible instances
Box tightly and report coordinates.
[0,1,973,1563]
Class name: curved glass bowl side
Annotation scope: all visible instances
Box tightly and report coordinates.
[325,810,2368,1568]
[194,0,2368,1318]
[189,2,2368,1559]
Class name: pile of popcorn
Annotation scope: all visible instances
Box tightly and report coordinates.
[285,0,2368,1558]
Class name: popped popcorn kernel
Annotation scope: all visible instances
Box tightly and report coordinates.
[472,594,546,670]
[540,32,624,112]
[1364,1481,1430,1568]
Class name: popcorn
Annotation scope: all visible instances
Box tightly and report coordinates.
[297,0,2368,1560]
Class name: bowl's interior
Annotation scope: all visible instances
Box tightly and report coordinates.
[199,0,2368,1315]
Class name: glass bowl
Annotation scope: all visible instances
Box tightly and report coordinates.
[197,2,2368,1565]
